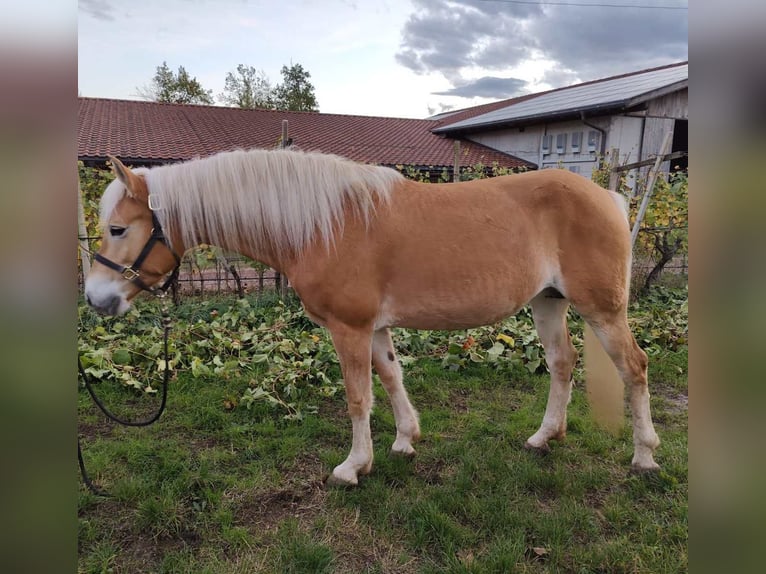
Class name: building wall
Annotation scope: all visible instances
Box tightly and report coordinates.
[537,119,606,176]
[462,89,686,186]
[606,115,644,165]
[646,88,688,120]
[467,126,543,165]
[468,119,607,177]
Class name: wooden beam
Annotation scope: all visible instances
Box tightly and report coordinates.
[612,150,686,173]
[77,176,91,279]
[453,140,460,183]
[630,131,673,248]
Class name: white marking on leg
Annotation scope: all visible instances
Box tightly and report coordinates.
[630,385,661,470]
[327,324,375,486]
[526,377,572,449]
[590,319,660,471]
[526,295,576,450]
[331,410,373,485]
[372,329,420,456]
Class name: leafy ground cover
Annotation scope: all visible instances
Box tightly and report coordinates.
[78,287,687,573]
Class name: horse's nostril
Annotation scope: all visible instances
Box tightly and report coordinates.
[106,296,121,316]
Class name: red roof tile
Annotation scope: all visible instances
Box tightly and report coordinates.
[78,98,534,170]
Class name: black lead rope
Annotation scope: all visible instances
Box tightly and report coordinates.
[77,299,173,496]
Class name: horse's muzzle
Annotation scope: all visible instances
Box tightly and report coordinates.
[86,292,124,316]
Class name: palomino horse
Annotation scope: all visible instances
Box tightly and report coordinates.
[84,148,660,486]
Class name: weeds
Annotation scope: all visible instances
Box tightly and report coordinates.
[78,287,687,573]
[78,286,688,421]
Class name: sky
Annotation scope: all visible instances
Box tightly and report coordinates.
[78,0,688,119]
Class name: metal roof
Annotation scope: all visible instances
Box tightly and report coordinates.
[435,62,688,133]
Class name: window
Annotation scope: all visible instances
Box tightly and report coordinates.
[587,130,600,152]
[556,133,567,154]
[571,132,582,153]
[541,134,552,155]
[568,165,581,174]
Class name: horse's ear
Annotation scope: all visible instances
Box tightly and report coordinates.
[108,155,148,201]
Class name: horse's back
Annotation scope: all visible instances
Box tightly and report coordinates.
[291,169,632,329]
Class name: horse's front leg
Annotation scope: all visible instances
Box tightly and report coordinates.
[326,322,375,486]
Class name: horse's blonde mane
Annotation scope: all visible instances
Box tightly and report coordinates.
[102,148,403,254]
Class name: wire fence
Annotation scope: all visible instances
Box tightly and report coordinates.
[631,253,688,293]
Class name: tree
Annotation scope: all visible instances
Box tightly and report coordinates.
[631,171,688,293]
[219,64,273,109]
[137,62,214,105]
[591,156,688,294]
[273,63,319,112]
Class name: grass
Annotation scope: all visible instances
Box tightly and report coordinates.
[78,298,687,574]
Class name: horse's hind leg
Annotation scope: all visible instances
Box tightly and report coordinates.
[326,322,375,486]
[525,294,578,452]
[372,328,420,456]
[587,313,660,471]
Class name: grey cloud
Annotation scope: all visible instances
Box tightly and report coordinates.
[540,68,581,90]
[395,0,537,77]
[397,0,688,98]
[433,76,528,98]
[427,102,457,116]
[79,0,115,21]
[529,6,688,79]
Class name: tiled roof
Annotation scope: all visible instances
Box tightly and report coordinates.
[78,98,533,169]
[435,61,688,134]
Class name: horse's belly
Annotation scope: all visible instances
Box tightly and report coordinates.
[379,296,525,331]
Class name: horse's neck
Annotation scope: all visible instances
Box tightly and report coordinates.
[167,210,290,275]
[236,242,290,275]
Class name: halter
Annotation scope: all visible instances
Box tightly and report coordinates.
[94,210,181,294]
[81,203,180,495]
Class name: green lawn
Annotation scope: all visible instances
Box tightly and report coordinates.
[78,293,687,573]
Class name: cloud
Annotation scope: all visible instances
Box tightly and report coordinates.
[528,6,688,79]
[395,0,539,79]
[433,76,528,98]
[79,0,115,21]
[397,0,688,97]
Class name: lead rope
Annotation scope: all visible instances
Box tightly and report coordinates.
[77,293,173,496]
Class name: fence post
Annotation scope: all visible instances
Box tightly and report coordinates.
[77,176,91,280]
[607,148,620,191]
[274,120,290,298]
[453,140,461,182]
[630,132,673,248]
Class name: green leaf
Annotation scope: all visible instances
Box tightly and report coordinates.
[525,358,542,373]
[112,349,131,365]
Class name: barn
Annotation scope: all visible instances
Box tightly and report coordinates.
[432,61,688,186]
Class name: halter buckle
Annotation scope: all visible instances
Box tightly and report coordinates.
[122,267,140,281]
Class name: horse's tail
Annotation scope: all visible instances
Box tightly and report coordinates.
[585,188,633,435]
[608,190,629,225]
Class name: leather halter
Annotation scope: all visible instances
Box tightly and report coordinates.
[94,210,181,294]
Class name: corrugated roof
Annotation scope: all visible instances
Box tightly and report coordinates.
[429,92,542,126]
[78,98,534,170]
[435,62,688,133]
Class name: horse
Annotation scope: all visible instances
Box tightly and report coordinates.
[84,147,660,486]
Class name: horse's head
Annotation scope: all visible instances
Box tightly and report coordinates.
[84,157,180,315]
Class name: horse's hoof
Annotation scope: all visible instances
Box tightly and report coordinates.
[629,462,661,475]
[524,440,551,455]
[324,476,356,488]
[390,446,417,459]
[325,471,358,488]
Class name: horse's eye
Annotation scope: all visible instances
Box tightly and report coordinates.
[109,226,126,237]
